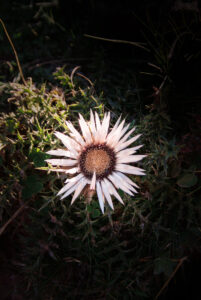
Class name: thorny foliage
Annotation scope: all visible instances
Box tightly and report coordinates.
[0,68,200,299]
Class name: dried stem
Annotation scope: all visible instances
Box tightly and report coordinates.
[0,18,27,86]
[155,256,188,300]
[0,199,32,235]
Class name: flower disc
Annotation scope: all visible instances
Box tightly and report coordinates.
[79,144,116,179]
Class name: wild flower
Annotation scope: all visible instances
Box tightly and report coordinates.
[46,111,145,213]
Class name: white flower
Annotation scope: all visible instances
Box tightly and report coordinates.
[46,110,146,213]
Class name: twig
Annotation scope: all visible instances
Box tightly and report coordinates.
[155,75,168,96]
[0,18,27,86]
[84,34,149,51]
[187,185,201,197]
[155,256,188,300]
[76,72,94,87]
[70,66,81,87]
[0,199,32,235]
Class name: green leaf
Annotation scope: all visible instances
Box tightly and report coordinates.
[91,209,101,218]
[29,148,50,167]
[177,174,198,188]
[22,175,43,200]
[6,119,19,134]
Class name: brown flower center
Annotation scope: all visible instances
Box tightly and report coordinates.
[79,144,116,179]
[85,149,110,175]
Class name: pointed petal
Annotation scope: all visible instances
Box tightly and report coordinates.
[101,180,114,209]
[93,112,102,142]
[117,154,146,164]
[118,127,136,145]
[106,119,125,146]
[64,167,79,174]
[55,132,78,157]
[116,145,143,157]
[108,174,120,189]
[58,174,84,196]
[90,171,96,190]
[60,181,80,200]
[112,172,135,195]
[46,149,72,157]
[105,178,124,205]
[66,121,85,146]
[115,134,142,152]
[95,112,101,131]
[90,109,96,137]
[104,115,121,143]
[99,112,110,142]
[45,158,77,166]
[49,168,67,173]
[112,115,121,132]
[78,114,92,143]
[116,171,139,189]
[96,181,105,213]
[109,121,129,147]
[71,178,88,204]
[50,167,78,174]
[116,164,145,175]
[65,173,83,183]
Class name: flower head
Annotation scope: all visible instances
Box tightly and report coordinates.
[46,111,146,213]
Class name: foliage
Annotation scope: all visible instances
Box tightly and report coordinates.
[0,67,200,299]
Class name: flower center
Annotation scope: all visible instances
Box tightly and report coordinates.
[79,144,116,179]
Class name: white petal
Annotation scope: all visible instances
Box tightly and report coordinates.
[71,178,88,204]
[112,172,135,196]
[109,122,130,147]
[118,127,136,145]
[55,132,78,157]
[90,171,96,190]
[66,121,85,146]
[65,173,83,183]
[78,114,92,143]
[64,167,79,174]
[116,145,143,157]
[46,159,77,166]
[117,155,146,164]
[60,181,81,200]
[49,168,67,173]
[116,164,145,175]
[108,174,120,189]
[46,149,72,157]
[101,180,114,210]
[95,112,101,131]
[99,112,111,142]
[105,179,124,205]
[50,167,78,174]
[103,115,121,144]
[106,119,125,146]
[96,181,105,213]
[111,115,121,132]
[94,112,102,142]
[116,171,139,189]
[89,109,96,137]
[116,122,130,140]
[58,174,84,196]
[115,134,142,152]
